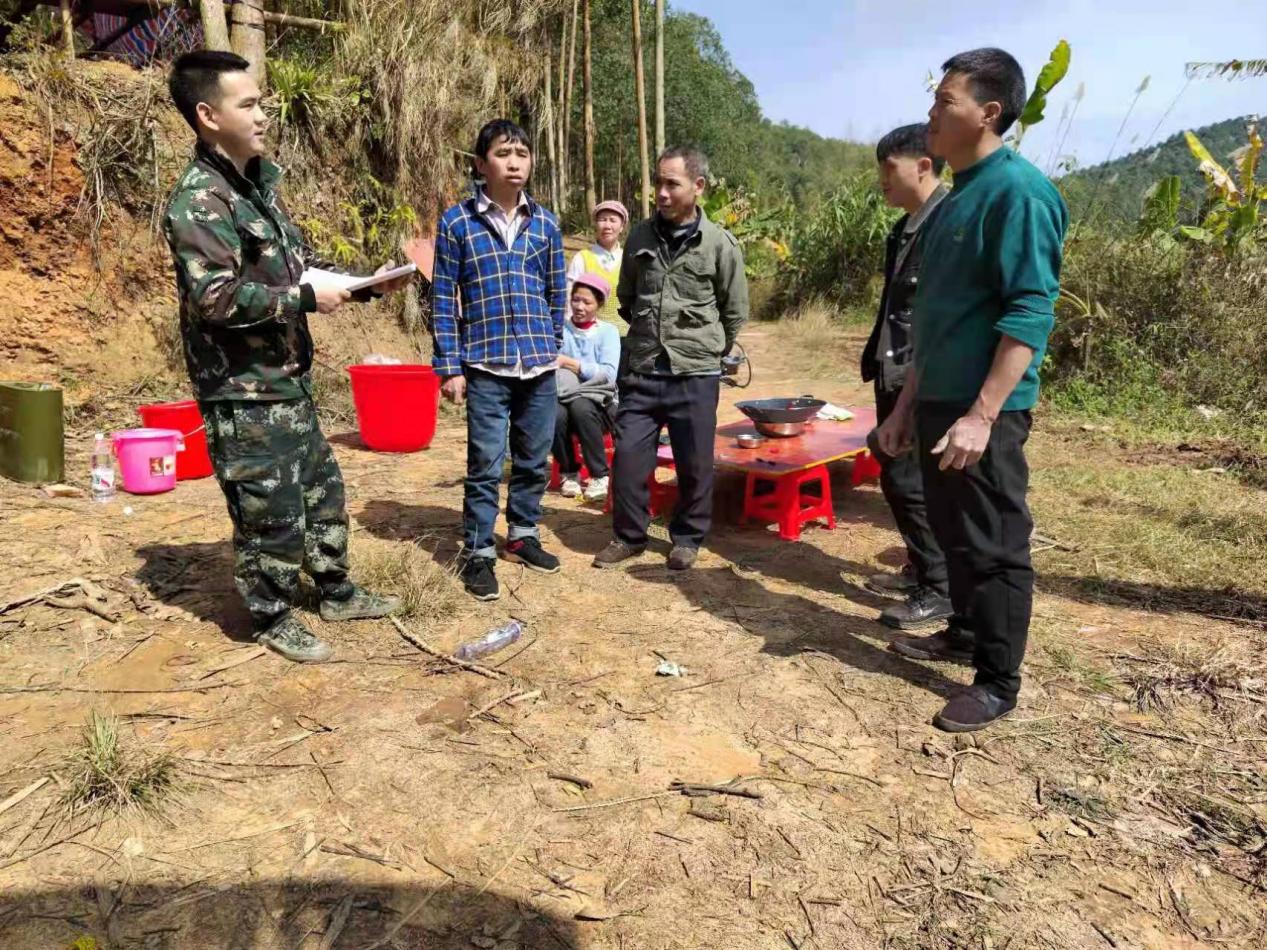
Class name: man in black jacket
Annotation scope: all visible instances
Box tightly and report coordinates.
[861,124,952,630]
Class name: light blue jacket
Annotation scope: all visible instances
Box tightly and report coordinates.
[562,320,620,384]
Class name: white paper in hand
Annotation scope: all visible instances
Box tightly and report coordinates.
[301,262,417,294]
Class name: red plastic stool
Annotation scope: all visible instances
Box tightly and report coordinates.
[741,464,835,541]
[851,449,883,486]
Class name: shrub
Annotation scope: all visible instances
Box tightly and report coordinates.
[772,172,897,312]
[1050,229,1267,424]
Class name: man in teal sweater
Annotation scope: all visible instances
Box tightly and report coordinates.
[877,48,1068,732]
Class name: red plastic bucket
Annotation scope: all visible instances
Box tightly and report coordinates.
[138,400,212,480]
[347,364,439,452]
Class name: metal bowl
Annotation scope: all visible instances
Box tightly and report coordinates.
[736,432,765,449]
[754,420,806,438]
[735,396,826,425]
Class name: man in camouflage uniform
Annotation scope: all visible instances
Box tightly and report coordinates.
[163,51,409,663]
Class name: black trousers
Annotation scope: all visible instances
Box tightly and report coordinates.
[917,403,1034,701]
[553,398,613,478]
[612,372,719,550]
[875,383,948,594]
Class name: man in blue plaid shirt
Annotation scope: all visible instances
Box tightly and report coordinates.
[431,119,567,601]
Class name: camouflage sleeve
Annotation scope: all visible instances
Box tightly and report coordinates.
[164,189,312,328]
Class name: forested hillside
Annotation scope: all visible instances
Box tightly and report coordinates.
[1061,112,1262,227]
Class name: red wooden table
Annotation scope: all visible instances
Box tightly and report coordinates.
[713,407,878,540]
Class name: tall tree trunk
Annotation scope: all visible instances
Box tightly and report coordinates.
[654,0,665,155]
[630,0,651,219]
[562,0,580,214]
[544,47,559,209]
[230,0,266,86]
[582,0,597,212]
[198,0,231,52]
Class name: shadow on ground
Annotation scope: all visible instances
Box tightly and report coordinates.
[1039,573,1267,623]
[0,879,581,948]
[134,540,255,640]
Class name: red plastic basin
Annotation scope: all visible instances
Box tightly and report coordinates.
[346,364,439,452]
[138,400,212,480]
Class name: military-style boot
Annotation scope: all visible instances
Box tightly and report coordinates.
[257,614,333,663]
[319,585,403,622]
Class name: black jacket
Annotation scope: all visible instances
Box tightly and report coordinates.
[860,186,947,391]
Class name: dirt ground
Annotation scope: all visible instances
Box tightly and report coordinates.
[2,321,1265,950]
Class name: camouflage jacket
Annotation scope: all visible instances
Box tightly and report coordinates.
[163,143,337,402]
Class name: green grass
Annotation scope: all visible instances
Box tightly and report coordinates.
[62,712,178,817]
[1029,443,1267,618]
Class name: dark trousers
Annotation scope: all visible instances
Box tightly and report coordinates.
[201,397,352,630]
[875,383,947,594]
[553,398,613,478]
[612,372,719,550]
[463,368,557,558]
[917,403,1034,701]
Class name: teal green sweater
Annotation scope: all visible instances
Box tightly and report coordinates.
[912,147,1068,411]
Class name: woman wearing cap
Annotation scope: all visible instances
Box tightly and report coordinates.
[554,273,621,501]
[567,200,628,332]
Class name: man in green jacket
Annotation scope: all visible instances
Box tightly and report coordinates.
[593,146,748,571]
[163,51,409,663]
[877,48,1068,732]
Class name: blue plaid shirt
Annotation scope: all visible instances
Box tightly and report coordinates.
[430,192,566,377]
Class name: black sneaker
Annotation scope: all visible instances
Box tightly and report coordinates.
[866,563,917,597]
[461,556,500,601]
[890,626,975,664]
[502,536,561,574]
[933,685,1016,733]
[879,586,954,630]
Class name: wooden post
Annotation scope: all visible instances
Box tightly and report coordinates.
[198,0,231,52]
[654,0,665,155]
[630,0,651,219]
[582,0,597,213]
[229,0,266,86]
[59,0,74,58]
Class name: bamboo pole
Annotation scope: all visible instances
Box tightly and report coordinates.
[561,0,580,214]
[582,0,596,213]
[630,0,651,219]
[229,0,265,85]
[59,0,74,58]
[654,0,665,155]
[544,47,559,209]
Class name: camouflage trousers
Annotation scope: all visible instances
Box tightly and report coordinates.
[200,397,353,629]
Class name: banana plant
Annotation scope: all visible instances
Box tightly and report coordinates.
[1177,120,1265,253]
[1013,39,1071,147]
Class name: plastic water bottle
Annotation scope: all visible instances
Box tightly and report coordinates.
[454,621,523,661]
[90,432,115,503]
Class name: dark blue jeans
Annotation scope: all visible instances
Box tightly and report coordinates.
[463,367,557,559]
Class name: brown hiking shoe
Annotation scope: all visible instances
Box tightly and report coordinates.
[592,540,646,569]
[891,627,975,664]
[933,686,1016,733]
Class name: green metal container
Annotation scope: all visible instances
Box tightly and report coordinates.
[0,381,64,484]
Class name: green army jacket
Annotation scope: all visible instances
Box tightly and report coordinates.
[616,208,749,376]
[163,142,333,402]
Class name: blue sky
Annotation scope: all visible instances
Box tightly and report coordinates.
[672,0,1266,173]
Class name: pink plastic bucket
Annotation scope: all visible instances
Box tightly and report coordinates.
[112,428,184,495]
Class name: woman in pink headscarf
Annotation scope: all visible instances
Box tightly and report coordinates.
[553,272,621,502]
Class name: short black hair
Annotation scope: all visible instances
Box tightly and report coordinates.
[875,123,946,176]
[169,50,251,132]
[941,47,1027,135]
[474,119,531,159]
[657,146,709,182]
